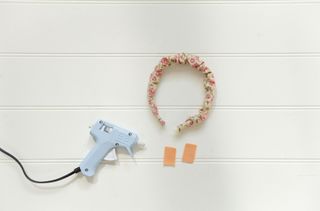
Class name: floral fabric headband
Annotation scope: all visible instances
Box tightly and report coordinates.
[147,53,216,133]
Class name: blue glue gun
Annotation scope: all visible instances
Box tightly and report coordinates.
[80,120,138,177]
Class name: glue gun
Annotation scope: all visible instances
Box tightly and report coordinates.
[80,120,138,177]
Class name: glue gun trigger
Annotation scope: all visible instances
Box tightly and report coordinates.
[103,148,118,161]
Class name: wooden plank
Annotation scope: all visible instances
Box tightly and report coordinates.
[2,0,320,3]
[0,2,319,210]
[0,57,319,106]
[0,109,319,159]
[1,4,320,53]
[0,162,319,211]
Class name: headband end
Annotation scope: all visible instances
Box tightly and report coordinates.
[159,119,166,126]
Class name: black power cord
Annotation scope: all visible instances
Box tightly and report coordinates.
[0,147,81,184]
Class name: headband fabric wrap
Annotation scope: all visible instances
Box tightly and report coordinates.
[147,53,216,132]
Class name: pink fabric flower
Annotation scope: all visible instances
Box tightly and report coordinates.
[155,68,163,77]
[160,57,169,66]
[186,119,194,127]
[188,55,203,68]
[151,75,158,82]
[199,113,208,121]
[159,119,166,126]
[206,93,213,99]
[148,87,156,97]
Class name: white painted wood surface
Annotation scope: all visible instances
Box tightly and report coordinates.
[1,1,320,211]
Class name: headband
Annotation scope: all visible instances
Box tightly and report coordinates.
[147,53,216,132]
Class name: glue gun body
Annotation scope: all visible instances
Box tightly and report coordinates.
[80,120,138,177]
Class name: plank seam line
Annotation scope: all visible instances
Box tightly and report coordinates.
[2,158,320,161]
[2,53,320,58]
[0,105,320,111]
[1,0,320,4]
[2,158,320,164]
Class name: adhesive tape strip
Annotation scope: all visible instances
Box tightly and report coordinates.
[182,143,197,164]
[163,146,176,166]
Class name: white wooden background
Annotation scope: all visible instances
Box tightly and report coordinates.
[1,1,320,211]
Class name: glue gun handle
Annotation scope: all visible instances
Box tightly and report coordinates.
[80,141,114,177]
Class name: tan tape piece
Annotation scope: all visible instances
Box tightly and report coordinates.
[182,143,197,164]
[163,146,176,166]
